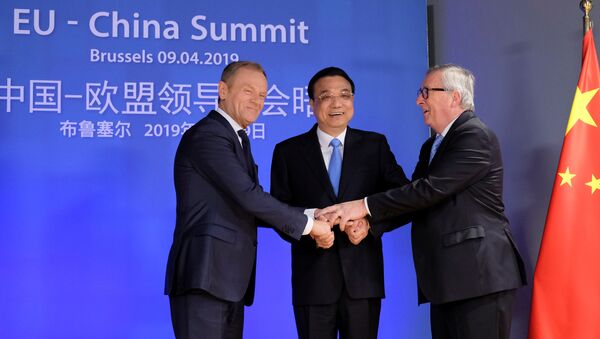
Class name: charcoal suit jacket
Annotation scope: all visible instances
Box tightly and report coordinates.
[270,124,409,305]
[367,110,527,304]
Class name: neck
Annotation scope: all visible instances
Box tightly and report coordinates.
[319,126,346,138]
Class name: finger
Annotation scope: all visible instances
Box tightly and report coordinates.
[339,214,352,232]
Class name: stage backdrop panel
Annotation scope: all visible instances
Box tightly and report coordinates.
[0,1,429,338]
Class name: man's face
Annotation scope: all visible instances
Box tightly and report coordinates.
[218,67,268,128]
[416,71,454,134]
[310,75,355,136]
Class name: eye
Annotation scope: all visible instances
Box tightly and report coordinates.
[340,92,353,99]
[319,93,333,102]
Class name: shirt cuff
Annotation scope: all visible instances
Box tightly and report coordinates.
[302,212,315,235]
[364,197,372,216]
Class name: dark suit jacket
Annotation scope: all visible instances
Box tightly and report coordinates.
[164,110,308,306]
[270,124,409,305]
[368,110,527,304]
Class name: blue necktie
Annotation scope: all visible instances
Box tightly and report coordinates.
[328,138,342,195]
[429,134,443,164]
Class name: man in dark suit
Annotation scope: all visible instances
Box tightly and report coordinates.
[270,67,410,339]
[321,64,527,339]
[164,61,333,339]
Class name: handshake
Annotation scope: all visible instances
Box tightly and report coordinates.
[309,199,371,249]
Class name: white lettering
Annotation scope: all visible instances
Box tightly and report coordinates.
[89,11,179,39]
[13,9,55,35]
[33,9,55,35]
[191,15,208,40]
[14,8,30,34]
[90,11,110,38]
[190,15,309,44]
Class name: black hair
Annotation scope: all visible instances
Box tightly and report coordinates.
[307,67,355,100]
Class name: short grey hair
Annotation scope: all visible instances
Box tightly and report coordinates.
[428,64,475,111]
[218,61,267,103]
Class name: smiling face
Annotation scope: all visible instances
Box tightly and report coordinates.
[310,75,355,137]
[416,70,458,134]
[218,66,268,128]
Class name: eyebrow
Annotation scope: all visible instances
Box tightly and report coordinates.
[319,88,352,93]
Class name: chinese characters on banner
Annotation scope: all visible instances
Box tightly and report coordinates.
[0,78,314,140]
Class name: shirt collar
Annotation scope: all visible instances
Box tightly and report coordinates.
[317,127,347,148]
[216,107,244,134]
[439,114,461,137]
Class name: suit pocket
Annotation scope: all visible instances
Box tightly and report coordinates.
[442,225,485,247]
[194,223,236,244]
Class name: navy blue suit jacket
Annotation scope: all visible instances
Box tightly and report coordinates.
[164,110,307,305]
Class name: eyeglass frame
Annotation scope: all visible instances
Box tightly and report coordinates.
[417,87,447,99]
[315,90,354,103]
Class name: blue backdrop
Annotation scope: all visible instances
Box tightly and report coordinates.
[0,1,429,337]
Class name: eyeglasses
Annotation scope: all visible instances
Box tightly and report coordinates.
[417,87,446,99]
[316,91,354,103]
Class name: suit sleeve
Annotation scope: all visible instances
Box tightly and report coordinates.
[369,135,413,237]
[186,128,307,240]
[368,126,492,223]
[270,143,301,243]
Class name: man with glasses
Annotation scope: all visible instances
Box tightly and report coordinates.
[321,64,527,339]
[270,66,410,339]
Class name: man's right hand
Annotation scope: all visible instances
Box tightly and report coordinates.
[310,219,335,249]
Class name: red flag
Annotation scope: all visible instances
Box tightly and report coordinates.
[529,29,600,339]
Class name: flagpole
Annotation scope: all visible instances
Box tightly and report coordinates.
[582,0,593,34]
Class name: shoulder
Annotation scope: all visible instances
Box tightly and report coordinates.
[456,113,498,142]
[347,127,389,144]
[275,129,314,151]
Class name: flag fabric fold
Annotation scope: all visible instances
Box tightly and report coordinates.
[529,29,600,339]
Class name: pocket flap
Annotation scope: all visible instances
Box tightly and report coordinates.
[194,223,236,244]
[442,225,485,247]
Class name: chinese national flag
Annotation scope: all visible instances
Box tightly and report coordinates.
[529,29,600,339]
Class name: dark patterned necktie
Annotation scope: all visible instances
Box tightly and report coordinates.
[238,129,257,181]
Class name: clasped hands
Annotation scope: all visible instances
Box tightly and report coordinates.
[309,199,371,249]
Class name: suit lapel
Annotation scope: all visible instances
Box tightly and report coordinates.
[337,127,360,200]
[299,125,338,201]
[208,110,256,181]
[429,110,474,167]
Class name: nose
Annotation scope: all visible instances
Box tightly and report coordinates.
[416,94,425,105]
[251,94,265,105]
[331,96,343,107]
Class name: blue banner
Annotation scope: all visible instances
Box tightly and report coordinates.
[0,1,429,337]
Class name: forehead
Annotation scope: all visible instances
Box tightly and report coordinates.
[229,67,267,87]
[423,70,442,85]
[314,76,351,92]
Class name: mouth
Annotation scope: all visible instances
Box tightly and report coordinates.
[328,111,344,117]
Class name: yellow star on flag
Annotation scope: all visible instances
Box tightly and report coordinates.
[558,167,576,187]
[585,174,600,194]
[566,86,599,135]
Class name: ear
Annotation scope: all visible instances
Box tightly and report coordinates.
[451,90,462,108]
[309,98,315,112]
[218,81,228,101]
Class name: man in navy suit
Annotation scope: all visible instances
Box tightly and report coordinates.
[270,67,410,339]
[322,64,527,339]
[164,61,334,339]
